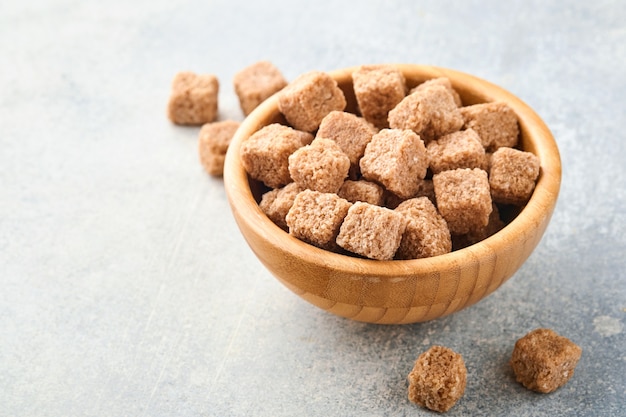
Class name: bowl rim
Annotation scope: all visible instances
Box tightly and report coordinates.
[224,64,561,278]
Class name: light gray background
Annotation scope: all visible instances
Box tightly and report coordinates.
[1,1,625,416]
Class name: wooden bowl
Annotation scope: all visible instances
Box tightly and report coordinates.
[224,64,561,324]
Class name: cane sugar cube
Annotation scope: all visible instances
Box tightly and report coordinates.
[482,151,493,172]
[452,203,505,250]
[336,202,407,260]
[198,120,240,176]
[467,203,504,245]
[360,129,428,199]
[395,197,451,259]
[433,168,492,235]
[285,190,352,250]
[240,123,313,188]
[426,128,486,174]
[259,182,303,231]
[407,346,467,413]
[489,147,540,205]
[233,61,287,116]
[383,191,406,210]
[415,179,436,204]
[385,179,436,209]
[388,84,463,143]
[510,328,582,393]
[337,180,384,205]
[288,138,350,193]
[352,65,407,128]
[167,72,219,125]
[411,77,462,107]
[316,111,377,168]
[460,102,519,151]
[278,71,347,132]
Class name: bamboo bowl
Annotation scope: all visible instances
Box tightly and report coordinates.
[224,64,561,324]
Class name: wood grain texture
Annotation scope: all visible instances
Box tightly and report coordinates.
[224,64,561,324]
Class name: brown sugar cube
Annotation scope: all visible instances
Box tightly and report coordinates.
[410,77,462,107]
[259,182,303,231]
[316,111,377,169]
[452,203,505,250]
[337,180,384,205]
[198,120,240,176]
[240,123,313,188]
[167,72,219,125]
[395,197,452,259]
[233,61,288,116]
[336,202,407,260]
[383,190,406,210]
[407,346,467,413]
[426,128,486,174]
[360,129,428,199]
[278,71,347,132]
[482,151,493,172]
[352,64,407,128]
[285,190,351,251]
[385,180,436,209]
[388,84,463,143]
[460,102,519,151]
[510,328,582,393]
[288,138,350,193]
[415,179,436,204]
[433,168,492,235]
[489,147,541,205]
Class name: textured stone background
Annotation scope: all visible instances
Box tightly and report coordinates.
[1,1,624,416]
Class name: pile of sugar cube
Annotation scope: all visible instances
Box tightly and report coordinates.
[167,63,541,261]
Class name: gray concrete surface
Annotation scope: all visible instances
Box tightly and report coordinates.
[1,0,625,416]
